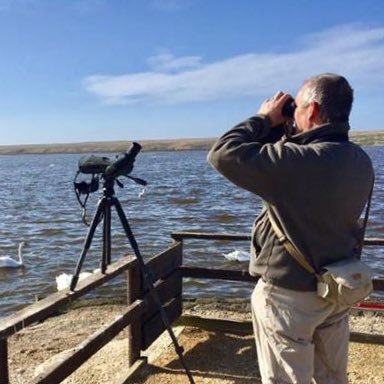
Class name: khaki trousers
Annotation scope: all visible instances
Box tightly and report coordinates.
[251,279,350,384]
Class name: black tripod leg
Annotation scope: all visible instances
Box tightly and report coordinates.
[70,198,106,291]
[102,197,112,272]
[112,197,195,384]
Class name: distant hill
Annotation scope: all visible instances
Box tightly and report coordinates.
[349,131,384,146]
[0,138,215,155]
[0,131,383,155]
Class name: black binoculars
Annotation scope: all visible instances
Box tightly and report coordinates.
[282,98,297,118]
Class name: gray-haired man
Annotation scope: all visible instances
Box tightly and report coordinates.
[208,74,374,383]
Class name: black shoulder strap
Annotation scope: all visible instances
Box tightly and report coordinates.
[355,177,375,258]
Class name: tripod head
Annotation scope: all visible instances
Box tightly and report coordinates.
[73,142,147,224]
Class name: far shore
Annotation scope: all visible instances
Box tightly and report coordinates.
[0,138,216,155]
[1,131,384,155]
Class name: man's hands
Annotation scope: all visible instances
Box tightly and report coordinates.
[258,91,293,127]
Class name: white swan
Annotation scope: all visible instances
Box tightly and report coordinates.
[0,241,26,268]
[56,271,94,291]
[222,249,250,262]
[138,187,147,198]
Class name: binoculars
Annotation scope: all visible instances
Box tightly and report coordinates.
[282,98,296,118]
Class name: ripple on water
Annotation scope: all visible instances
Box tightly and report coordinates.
[212,213,238,223]
[168,197,200,205]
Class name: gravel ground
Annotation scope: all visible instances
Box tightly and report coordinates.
[7,300,384,384]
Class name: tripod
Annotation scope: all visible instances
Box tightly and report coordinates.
[70,178,195,383]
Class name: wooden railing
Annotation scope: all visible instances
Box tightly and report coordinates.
[172,232,384,291]
[1,233,383,384]
[173,232,384,346]
[0,241,183,384]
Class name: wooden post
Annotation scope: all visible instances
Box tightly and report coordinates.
[127,264,142,367]
[0,339,9,384]
[178,239,184,307]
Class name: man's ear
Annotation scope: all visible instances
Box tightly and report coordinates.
[308,101,320,124]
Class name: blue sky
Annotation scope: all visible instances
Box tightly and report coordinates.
[0,0,384,145]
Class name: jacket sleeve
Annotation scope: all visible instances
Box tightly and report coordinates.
[207,115,288,202]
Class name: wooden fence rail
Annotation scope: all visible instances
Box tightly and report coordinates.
[172,232,384,246]
[174,232,384,291]
[180,266,384,291]
[30,300,145,384]
[0,256,137,340]
[0,242,183,384]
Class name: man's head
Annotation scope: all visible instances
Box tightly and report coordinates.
[294,73,354,133]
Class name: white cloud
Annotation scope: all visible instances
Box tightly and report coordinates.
[83,24,384,105]
[147,52,202,72]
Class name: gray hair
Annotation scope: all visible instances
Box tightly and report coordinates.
[301,73,354,123]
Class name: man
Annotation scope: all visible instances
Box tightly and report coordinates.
[207,73,374,384]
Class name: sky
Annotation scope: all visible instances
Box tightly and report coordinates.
[0,0,384,145]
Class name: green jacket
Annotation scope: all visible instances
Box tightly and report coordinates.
[208,116,374,291]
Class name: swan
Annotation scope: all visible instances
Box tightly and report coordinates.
[222,249,250,262]
[138,187,147,198]
[0,241,26,268]
[56,271,94,291]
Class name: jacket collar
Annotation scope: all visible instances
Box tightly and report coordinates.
[287,122,350,145]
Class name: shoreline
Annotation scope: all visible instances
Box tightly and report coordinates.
[0,138,216,155]
[1,130,384,155]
